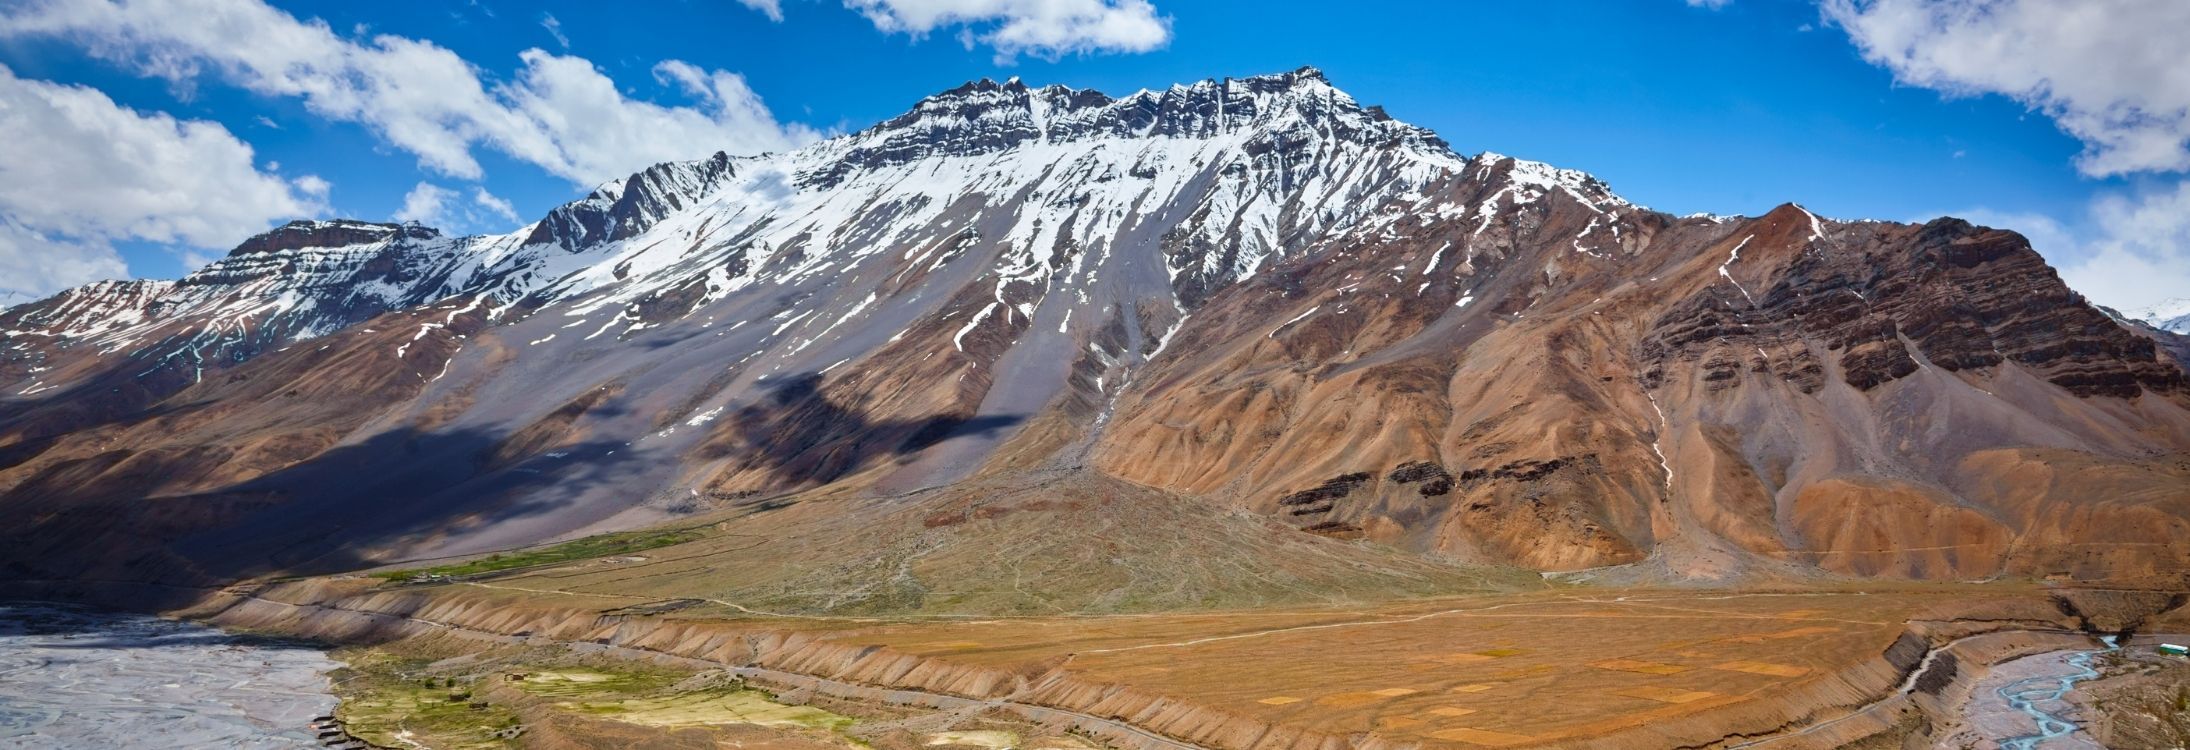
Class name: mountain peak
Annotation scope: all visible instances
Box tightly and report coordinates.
[226,219,438,258]
[1222,65,1332,91]
[916,66,1330,109]
[885,66,1403,142]
[806,67,1450,188]
[897,76,1110,118]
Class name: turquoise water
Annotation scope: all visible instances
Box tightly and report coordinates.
[1995,647,2105,750]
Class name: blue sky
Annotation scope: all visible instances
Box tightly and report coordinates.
[0,0,2185,311]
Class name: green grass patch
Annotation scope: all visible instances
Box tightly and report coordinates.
[330,650,523,750]
[507,668,860,735]
[373,527,706,582]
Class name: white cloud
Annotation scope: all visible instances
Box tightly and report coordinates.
[2061,183,2190,312]
[392,183,456,226]
[539,12,569,49]
[0,63,321,302]
[0,223,128,307]
[1686,0,1733,9]
[1818,1,2190,311]
[391,182,521,233]
[472,188,519,224]
[1948,181,2190,312]
[738,0,786,22]
[293,174,331,199]
[1821,0,2190,177]
[177,248,217,270]
[840,0,1171,61]
[1,0,820,186]
[510,53,815,182]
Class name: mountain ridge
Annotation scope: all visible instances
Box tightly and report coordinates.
[1,66,1613,355]
[2,67,2187,592]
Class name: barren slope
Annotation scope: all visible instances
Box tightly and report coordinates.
[1,68,2186,592]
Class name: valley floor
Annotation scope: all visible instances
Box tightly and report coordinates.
[5,473,2185,749]
[135,571,2179,750]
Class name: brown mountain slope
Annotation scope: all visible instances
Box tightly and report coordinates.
[1094,200,2190,583]
[1,71,2186,595]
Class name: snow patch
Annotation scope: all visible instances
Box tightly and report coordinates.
[1718,235,1757,306]
[1268,305,1320,338]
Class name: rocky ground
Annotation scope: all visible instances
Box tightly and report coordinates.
[2071,641,2190,749]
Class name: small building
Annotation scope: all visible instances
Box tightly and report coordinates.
[2160,643,2189,656]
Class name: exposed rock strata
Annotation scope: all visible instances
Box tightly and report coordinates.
[1,69,2187,588]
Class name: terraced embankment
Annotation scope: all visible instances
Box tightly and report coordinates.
[8,575,2177,749]
[33,578,2144,750]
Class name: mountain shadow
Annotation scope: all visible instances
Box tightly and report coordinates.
[0,423,648,588]
[705,372,1025,488]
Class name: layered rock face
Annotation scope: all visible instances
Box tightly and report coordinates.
[1094,196,2190,580]
[1,68,2186,588]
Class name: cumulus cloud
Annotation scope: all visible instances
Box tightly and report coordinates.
[0,223,127,308]
[2061,183,2190,313]
[511,54,814,182]
[839,0,1171,61]
[0,63,321,302]
[293,174,331,199]
[472,188,519,224]
[1818,0,2190,312]
[391,182,522,233]
[1,0,820,186]
[391,183,456,226]
[1821,0,2190,177]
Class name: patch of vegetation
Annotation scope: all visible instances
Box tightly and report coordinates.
[329,645,866,748]
[502,668,688,699]
[330,649,524,750]
[373,527,707,582]
[536,680,858,733]
[326,640,1105,750]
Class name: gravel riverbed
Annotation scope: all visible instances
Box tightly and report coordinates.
[0,602,341,749]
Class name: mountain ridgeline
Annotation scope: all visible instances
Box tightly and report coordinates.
[3,67,2187,592]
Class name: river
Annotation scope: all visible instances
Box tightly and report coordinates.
[0,602,341,749]
[1949,644,2112,750]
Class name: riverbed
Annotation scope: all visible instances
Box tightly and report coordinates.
[1947,649,2106,750]
[0,602,341,749]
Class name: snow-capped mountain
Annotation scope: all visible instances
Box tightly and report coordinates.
[3,68,2187,589]
[7,220,516,358]
[2134,298,2190,334]
[488,65,1597,327]
[8,67,1598,385]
